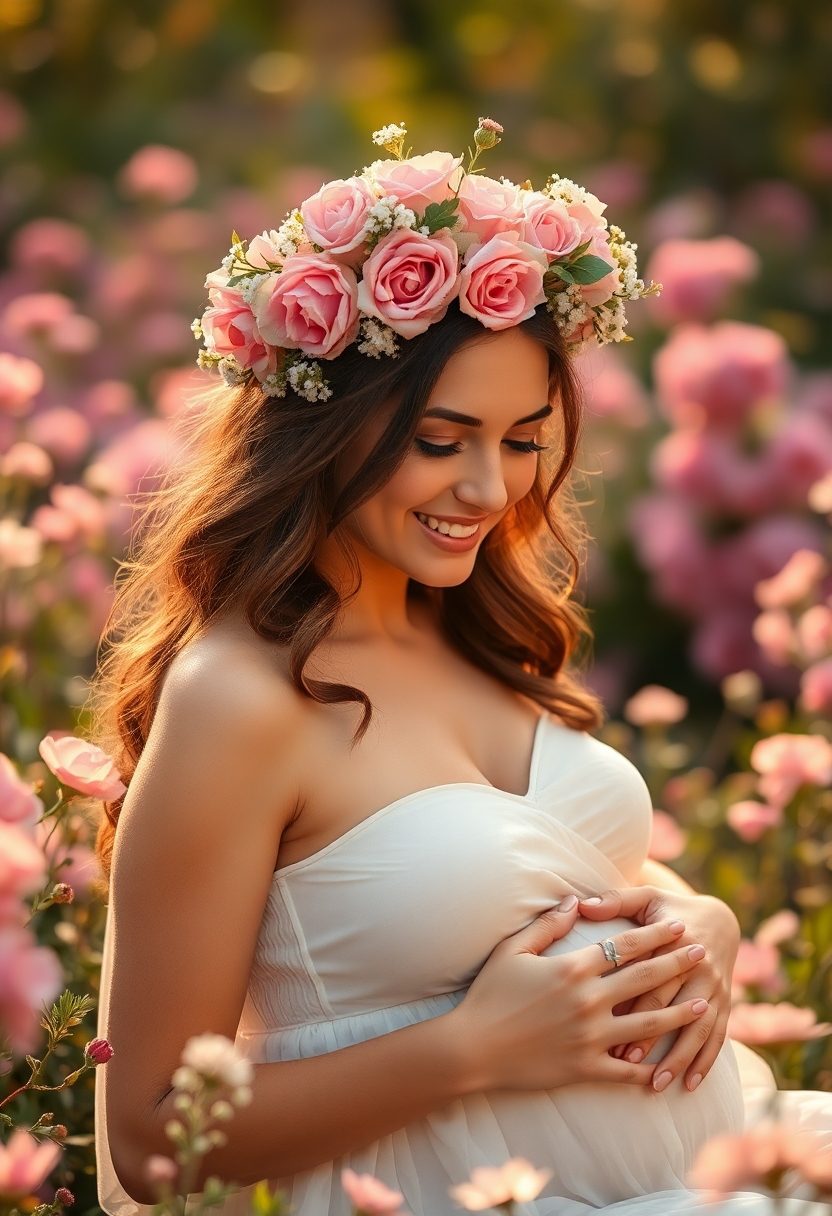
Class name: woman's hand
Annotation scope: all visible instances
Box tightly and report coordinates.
[449,896,711,1094]
[577,886,740,1094]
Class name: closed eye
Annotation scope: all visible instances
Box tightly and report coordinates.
[414,438,548,458]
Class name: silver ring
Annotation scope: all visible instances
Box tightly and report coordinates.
[598,938,622,968]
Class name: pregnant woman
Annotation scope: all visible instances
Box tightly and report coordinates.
[91,121,831,1214]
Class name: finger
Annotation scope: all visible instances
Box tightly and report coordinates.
[580,919,686,978]
[578,885,665,925]
[611,997,710,1050]
[592,1055,670,1086]
[509,895,580,956]
[608,942,706,1002]
[615,979,686,1062]
[682,1008,730,1092]
[648,1007,718,1093]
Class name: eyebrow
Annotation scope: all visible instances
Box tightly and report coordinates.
[422,403,553,428]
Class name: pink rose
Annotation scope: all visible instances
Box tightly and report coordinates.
[300,176,376,261]
[0,755,42,830]
[0,1125,62,1198]
[726,800,783,843]
[648,809,688,861]
[521,191,583,259]
[357,228,460,338]
[371,152,463,212]
[755,549,827,609]
[38,734,127,801]
[577,228,620,307]
[458,233,547,331]
[0,821,46,914]
[801,657,832,714]
[201,274,276,379]
[252,254,359,359]
[457,173,525,244]
[0,927,63,1054]
[340,1169,405,1214]
[750,732,832,808]
[245,231,286,270]
[645,236,759,326]
[0,353,43,417]
[727,1001,832,1045]
[623,684,688,726]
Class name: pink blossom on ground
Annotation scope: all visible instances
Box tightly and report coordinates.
[688,1121,829,1200]
[0,1127,62,1201]
[648,809,688,861]
[0,755,43,830]
[754,910,800,947]
[449,1159,553,1210]
[0,352,43,416]
[728,1001,832,1045]
[755,549,828,609]
[726,800,783,842]
[9,218,91,275]
[645,236,759,326]
[0,441,53,484]
[796,604,832,662]
[119,144,198,205]
[652,322,790,432]
[752,610,796,666]
[750,733,832,808]
[340,1169,405,1214]
[623,684,688,727]
[800,658,832,714]
[38,735,126,801]
[0,927,63,1054]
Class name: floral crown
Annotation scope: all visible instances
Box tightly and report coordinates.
[192,119,661,403]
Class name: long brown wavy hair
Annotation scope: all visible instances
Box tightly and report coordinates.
[88,302,603,884]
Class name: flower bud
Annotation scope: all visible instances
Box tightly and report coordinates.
[51,882,74,904]
[85,1037,114,1065]
[474,116,504,150]
[52,1124,68,1140]
[144,1155,178,1185]
[209,1099,234,1121]
[55,1188,75,1207]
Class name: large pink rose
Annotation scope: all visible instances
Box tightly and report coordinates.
[458,234,548,331]
[300,176,376,262]
[38,734,127,800]
[371,152,463,212]
[521,191,583,259]
[457,174,525,244]
[0,755,42,829]
[201,272,277,378]
[357,228,460,338]
[251,254,359,359]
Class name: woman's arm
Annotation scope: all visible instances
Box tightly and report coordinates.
[636,857,696,896]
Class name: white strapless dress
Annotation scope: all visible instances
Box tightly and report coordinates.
[95,712,832,1215]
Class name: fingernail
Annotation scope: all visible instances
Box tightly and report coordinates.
[653,1070,672,1093]
[691,999,709,1014]
[688,1073,702,1091]
[687,944,706,960]
[627,1048,644,1063]
[558,894,578,912]
[668,920,685,933]
[582,896,603,905]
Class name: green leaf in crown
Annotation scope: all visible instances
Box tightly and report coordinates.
[416,196,460,235]
[566,254,614,285]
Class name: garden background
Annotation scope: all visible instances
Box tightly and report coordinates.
[1,1,830,1212]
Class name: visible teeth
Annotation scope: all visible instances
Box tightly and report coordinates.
[415,512,478,538]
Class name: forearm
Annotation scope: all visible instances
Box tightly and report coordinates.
[124,1008,474,1202]
[637,857,696,896]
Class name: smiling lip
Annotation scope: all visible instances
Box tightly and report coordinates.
[415,512,489,524]
[413,511,484,552]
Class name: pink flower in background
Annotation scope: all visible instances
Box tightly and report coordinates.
[808,471,832,514]
[38,735,126,801]
[300,176,377,261]
[689,1122,829,1200]
[26,406,92,465]
[0,1127,61,1200]
[458,233,547,331]
[796,604,832,661]
[801,127,832,180]
[575,344,649,428]
[253,253,359,357]
[653,322,790,432]
[726,800,783,842]
[764,412,832,508]
[732,939,784,997]
[733,179,817,250]
[0,352,43,416]
[0,820,46,913]
[623,684,688,726]
[521,191,583,259]
[728,1001,832,1045]
[371,151,463,212]
[457,173,526,244]
[357,229,459,339]
[750,734,832,807]
[0,755,43,830]
[648,809,688,861]
[450,1159,552,1211]
[0,442,53,484]
[645,236,759,325]
[9,218,91,275]
[0,520,43,570]
[651,430,772,516]
[800,658,832,714]
[755,549,827,609]
[755,910,800,947]
[340,1169,406,1214]
[119,144,198,205]
[201,277,276,378]
[2,291,73,339]
[0,926,63,1053]
[629,494,713,616]
[0,89,27,145]
[752,610,796,665]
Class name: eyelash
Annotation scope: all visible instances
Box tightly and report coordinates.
[414,438,549,458]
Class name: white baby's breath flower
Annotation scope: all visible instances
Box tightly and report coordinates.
[238,271,272,304]
[260,371,287,398]
[196,349,222,371]
[357,317,400,359]
[190,317,203,340]
[232,1085,253,1106]
[181,1033,254,1089]
[218,355,247,387]
[543,173,608,227]
[220,253,235,274]
[372,121,407,147]
[286,359,333,402]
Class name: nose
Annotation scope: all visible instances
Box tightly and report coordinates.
[452,449,510,515]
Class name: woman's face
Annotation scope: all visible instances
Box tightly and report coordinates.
[333,325,554,588]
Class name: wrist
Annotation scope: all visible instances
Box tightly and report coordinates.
[438,1006,491,1097]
